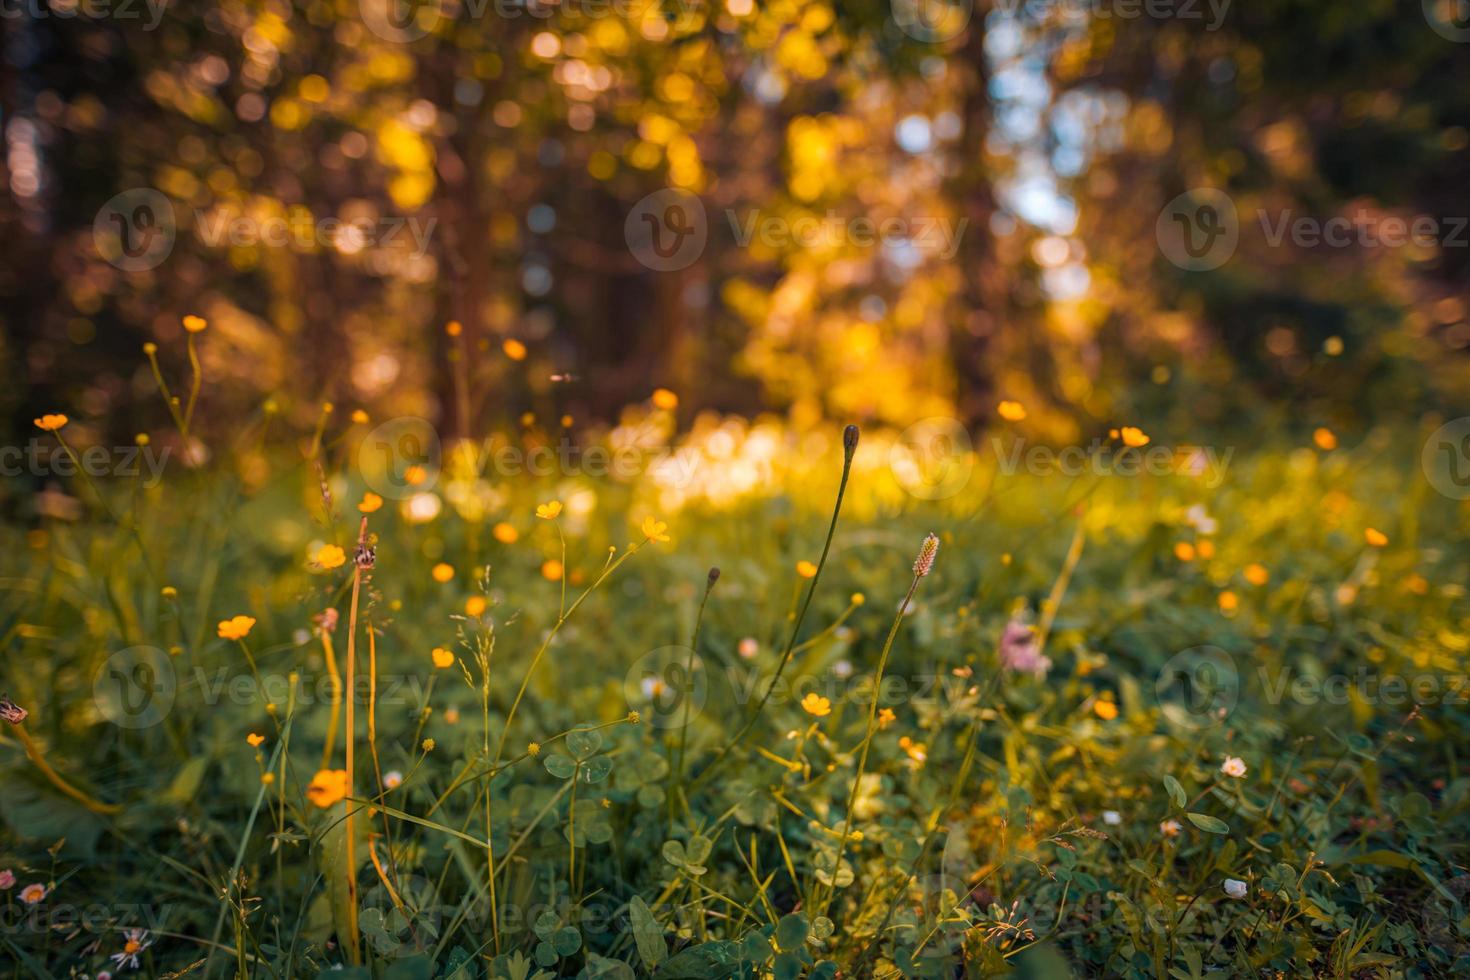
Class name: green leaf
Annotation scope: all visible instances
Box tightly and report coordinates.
[382,956,434,980]
[552,926,582,956]
[653,942,742,979]
[567,726,603,759]
[685,834,713,865]
[774,913,809,951]
[629,896,668,969]
[582,757,613,783]
[1186,812,1230,834]
[544,753,577,779]
[1163,774,1187,810]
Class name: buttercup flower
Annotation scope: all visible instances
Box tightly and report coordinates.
[877,707,896,729]
[641,516,670,543]
[795,560,818,579]
[358,492,383,513]
[34,414,68,431]
[652,388,679,411]
[432,647,455,669]
[1313,427,1337,450]
[1222,878,1248,899]
[898,736,927,763]
[541,560,564,581]
[503,338,528,360]
[1120,426,1150,448]
[182,314,207,333]
[800,692,831,717]
[1094,699,1119,720]
[1364,527,1388,547]
[306,769,349,808]
[1244,563,1269,586]
[997,400,1027,421]
[218,615,256,640]
[465,595,488,616]
[1220,756,1247,778]
[432,562,455,583]
[246,732,265,748]
[536,501,562,520]
[315,544,346,570]
[493,522,518,543]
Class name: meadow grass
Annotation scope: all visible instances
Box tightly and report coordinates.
[0,407,1467,979]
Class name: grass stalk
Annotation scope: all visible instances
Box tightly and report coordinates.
[691,425,859,792]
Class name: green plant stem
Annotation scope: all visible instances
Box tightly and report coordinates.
[821,572,921,917]
[690,443,856,792]
[670,571,718,827]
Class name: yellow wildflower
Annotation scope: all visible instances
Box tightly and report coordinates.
[217,616,256,640]
[315,544,346,570]
[306,769,349,808]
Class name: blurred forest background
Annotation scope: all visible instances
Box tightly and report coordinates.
[4,0,1470,448]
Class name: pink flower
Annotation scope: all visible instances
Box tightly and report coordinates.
[999,618,1051,677]
[0,869,14,889]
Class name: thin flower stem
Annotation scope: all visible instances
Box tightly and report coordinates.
[341,516,369,966]
[320,629,341,770]
[143,346,187,436]
[690,430,857,791]
[490,540,645,770]
[671,569,719,828]
[822,573,921,917]
[7,723,121,815]
[183,333,202,439]
[1036,512,1086,653]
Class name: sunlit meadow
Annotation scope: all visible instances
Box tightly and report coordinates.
[7,1,1470,975]
[1,322,1468,978]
